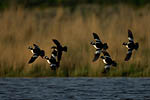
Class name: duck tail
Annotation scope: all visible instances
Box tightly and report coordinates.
[103,43,108,50]
[112,61,117,67]
[135,42,139,50]
[62,46,67,52]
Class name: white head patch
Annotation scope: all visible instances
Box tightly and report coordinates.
[128,37,133,41]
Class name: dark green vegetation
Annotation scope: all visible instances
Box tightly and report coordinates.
[0,0,150,10]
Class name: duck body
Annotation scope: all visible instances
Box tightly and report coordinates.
[91,33,108,50]
[123,29,139,61]
[102,57,113,65]
[52,39,67,62]
[91,42,104,50]
[45,56,59,70]
[123,42,138,50]
[91,33,108,62]
[44,48,59,70]
[28,44,45,64]
[100,51,117,73]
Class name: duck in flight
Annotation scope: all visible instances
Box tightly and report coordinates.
[44,47,59,70]
[91,33,108,62]
[52,39,67,62]
[100,51,117,73]
[123,29,139,61]
[28,44,45,64]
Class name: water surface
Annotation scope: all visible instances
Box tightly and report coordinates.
[0,77,150,100]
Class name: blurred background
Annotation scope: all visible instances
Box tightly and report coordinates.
[0,0,149,77]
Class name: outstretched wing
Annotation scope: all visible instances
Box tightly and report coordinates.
[93,33,102,43]
[125,49,133,61]
[52,39,61,47]
[93,49,101,62]
[33,44,40,49]
[128,29,134,42]
[28,54,39,64]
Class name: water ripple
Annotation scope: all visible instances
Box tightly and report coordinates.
[0,78,150,100]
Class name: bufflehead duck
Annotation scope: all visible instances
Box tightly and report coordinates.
[44,48,59,70]
[123,29,139,61]
[28,44,45,64]
[91,33,108,62]
[100,51,117,73]
[52,39,67,62]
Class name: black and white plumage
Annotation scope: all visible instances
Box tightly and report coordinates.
[28,44,45,64]
[91,33,108,62]
[44,48,59,70]
[52,39,67,62]
[123,29,139,61]
[100,51,117,73]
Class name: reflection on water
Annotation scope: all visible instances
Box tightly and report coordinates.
[0,78,150,100]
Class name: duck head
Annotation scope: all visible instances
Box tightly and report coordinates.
[28,46,32,50]
[103,43,108,50]
[122,42,127,46]
[90,41,95,45]
[44,56,49,60]
[100,56,105,59]
[51,46,57,49]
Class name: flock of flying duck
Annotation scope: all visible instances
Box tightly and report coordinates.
[28,39,67,70]
[28,29,139,73]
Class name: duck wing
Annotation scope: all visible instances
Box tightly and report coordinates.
[28,54,39,64]
[128,29,134,43]
[57,51,62,62]
[93,49,101,62]
[52,39,61,47]
[33,44,40,50]
[125,49,133,61]
[93,33,102,44]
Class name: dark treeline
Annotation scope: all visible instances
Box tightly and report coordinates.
[0,0,150,10]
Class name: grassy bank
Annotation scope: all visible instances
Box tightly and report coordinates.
[0,5,149,77]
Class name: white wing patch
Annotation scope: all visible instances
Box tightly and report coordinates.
[128,37,133,41]
[30,50,34,54]
[50,64,56,67]
[95,50,101,54]
[126,45,129,49]
[103,59,107,64]
[47,60,50,64]
[104,65,110,69]
[95,39,101,42]
[128,50,132,53]
[93,45,98,49]
[51,54,56,59]
[105,56,110,58]
[33,54,38,58]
